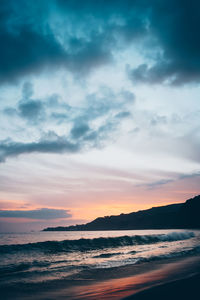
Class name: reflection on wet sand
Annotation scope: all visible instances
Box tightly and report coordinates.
[46,256,200,300]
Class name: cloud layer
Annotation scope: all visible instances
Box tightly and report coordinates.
[0,208,71,219]
[1,0,200,85]
[0,81,134,162]
[0,137,80,162]
[0,0,200,231]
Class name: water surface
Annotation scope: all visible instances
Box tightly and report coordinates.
[0,229,199,287]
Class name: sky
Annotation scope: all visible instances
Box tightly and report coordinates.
[0,0,200,232]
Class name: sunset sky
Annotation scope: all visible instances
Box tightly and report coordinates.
[0,0,200,232]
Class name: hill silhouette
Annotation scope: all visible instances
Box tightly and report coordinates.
[43,195,200,231]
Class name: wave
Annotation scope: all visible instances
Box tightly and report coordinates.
[140,245,200,263]
[0,231,195,254]
[94,245,200,269]
[93,252,123,258]
[0,261,50,276]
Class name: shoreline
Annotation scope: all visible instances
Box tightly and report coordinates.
[61,255,200,299]
[123,273,200,300]
[2,255,200,299]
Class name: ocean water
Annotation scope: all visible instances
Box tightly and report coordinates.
[0,229,200,289]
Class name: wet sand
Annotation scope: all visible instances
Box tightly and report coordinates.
[123,273,200,300]
[60,256,200,299]
[2,255,200,299]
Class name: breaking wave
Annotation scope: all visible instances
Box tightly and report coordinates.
[0,231,195,254]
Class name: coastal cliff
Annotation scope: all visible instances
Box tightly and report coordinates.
[43,195,200,231]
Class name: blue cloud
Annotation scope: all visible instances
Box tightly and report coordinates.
[115,111,131,119]
[0,83,135,162]
[1,0,198,85]
[71,122,90,139]
[0,208,71,219]
[18,100,44,121]
[127,0,200,85]
[0,136,80,162]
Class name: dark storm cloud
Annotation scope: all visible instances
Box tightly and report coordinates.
[66,35,113,74]
[0,0,113,83]
[1,0,200,85]
[0,0,148,84]
[0,208,71,219]
[0,22,112,83]
[128,0,200,85]
[0,135,80,162]
[51,0,200,85]
[0,20,66,84]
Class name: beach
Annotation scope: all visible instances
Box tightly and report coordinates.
[1,254,200,299]
[124,273,200,300]
[1,230,200,299]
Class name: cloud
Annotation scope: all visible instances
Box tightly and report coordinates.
[22,81,34,99]
[65,35,113,74]
[18,100,44,121]
[128,0,200,85]
[139,170,200,190]
[179,171,200,180]
[71,122,90,139]
[0,208,71,219]
[0,0,114,84]
[56,0,200,85]
[115,111,131,119]
[0,81,135,162]
[0,135,80,162]
[0,0,151,84]
[1,0,200,85]
[144,179,174,190]
[82,88,135,121]
[0,118,119,162]
[0,20,67,84]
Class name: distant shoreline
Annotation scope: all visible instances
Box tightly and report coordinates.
[42,227,200,231]
[43,195,200,231]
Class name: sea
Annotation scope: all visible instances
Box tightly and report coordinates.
[0,229,200,293]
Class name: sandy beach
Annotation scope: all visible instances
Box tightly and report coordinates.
[2,255,200,300]
[124,273,200,300]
